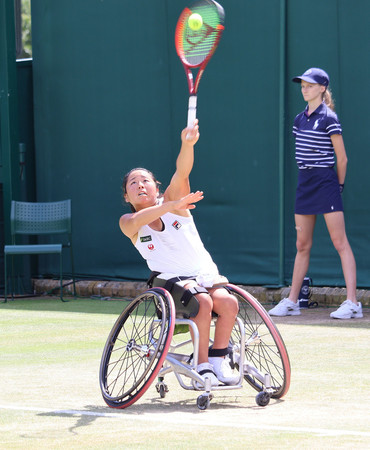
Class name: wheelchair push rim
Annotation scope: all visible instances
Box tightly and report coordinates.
[99,288,175,409]
[227,284,291,399]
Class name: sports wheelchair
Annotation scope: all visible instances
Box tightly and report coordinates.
[99,284,290,410]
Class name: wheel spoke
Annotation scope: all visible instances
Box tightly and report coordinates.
[227,285,290,399]
[99,289,175,408]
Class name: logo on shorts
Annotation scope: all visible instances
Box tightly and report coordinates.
[172,220,182,230]
[140,235,152,242]
[147,244,154,251]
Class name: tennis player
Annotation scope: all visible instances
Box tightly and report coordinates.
[120,120,239,385]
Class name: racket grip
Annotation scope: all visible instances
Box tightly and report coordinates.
[187,95,197,128]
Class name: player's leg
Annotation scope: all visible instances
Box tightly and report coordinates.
[185,283,239,385]
[210,287,239,349]
[182,282,219,386]
[188,289,213,364]
[208,287,239,384]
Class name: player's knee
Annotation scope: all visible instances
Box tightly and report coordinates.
[226,294,239,317]
[214,293,239,318]
[196,293,213,313]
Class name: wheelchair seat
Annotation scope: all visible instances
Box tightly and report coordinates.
[149,274,202,318]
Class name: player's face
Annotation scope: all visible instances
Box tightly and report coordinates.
[301,81,326,103]
[124,170,159,211]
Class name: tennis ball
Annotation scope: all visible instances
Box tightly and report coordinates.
[188,13,203,31]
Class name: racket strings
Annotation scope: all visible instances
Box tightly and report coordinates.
[177,5,224,67]
[185,25,217,63]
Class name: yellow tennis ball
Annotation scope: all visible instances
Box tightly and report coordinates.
[188,13,203,31]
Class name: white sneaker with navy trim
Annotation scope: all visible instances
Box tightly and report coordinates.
[209,356,239,385]
[195,362,219,388]
[330,300,363,319]
[268,298,301,316]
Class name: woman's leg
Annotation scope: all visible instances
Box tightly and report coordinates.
[189,290,213,364]
[288,214,316,302]
[324,211,357,303]
[269,214,316,316]
[210,287,239,349]
[187,285,238,362]
[185,288,219,386]
[208,287,239,384]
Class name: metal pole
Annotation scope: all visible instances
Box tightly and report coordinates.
[0,0,21,244]
[278,0,287,286]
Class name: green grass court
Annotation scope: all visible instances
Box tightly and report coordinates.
[1,296,369,449]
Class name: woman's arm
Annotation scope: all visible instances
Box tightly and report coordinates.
[331,134,348,185]
[165,120,200,202]
[120,191,204,240]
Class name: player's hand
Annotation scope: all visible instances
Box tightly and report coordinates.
[182,119,200,145]
[174,191,204,210]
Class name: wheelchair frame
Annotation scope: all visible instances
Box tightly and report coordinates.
[99,284,291,410]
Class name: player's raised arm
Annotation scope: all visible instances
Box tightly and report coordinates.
[165,120,200,202]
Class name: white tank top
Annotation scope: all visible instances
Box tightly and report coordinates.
[134,211,220,287]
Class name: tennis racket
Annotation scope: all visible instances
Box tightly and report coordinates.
[175,0,225,128]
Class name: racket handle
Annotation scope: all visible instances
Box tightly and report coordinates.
[187,95,197,128]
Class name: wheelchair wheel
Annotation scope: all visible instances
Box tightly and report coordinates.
[99,288,175,409]
[227,284,291,399]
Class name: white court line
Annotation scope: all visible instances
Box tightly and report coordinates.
[1,404,370,438]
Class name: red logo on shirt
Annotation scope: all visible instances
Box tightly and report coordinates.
[148,244,154,251]
[172,220,182,230]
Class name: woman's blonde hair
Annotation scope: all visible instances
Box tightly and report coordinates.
[323,87,335,111]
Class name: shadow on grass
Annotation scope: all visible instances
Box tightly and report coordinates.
[1,296,369,329]
[115,395,285,413]
[270,306,370,330]
[36,396,286,433]
[0,296,131,315]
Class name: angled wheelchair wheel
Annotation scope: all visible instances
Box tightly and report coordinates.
[227,284,291,399]
[99,288,175,409]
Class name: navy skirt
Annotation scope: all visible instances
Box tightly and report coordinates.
[295,167,343,215]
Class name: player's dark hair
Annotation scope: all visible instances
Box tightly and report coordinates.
[122,168,162,212]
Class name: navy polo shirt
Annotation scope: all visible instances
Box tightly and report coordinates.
[292,102,342,169]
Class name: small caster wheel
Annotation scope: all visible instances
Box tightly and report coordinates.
[159,384,166,398]
[256,391,270,407]
[197,394,210,410]
[156,382,168,398]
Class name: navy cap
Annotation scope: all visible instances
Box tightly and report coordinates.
[292,68,330,87]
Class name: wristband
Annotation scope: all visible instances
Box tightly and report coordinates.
[339,184,344,194]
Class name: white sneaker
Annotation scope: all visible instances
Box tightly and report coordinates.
[195,362,219,388]
[208,356,239,385]
[330,300,363,319]
[268,298,301,316]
